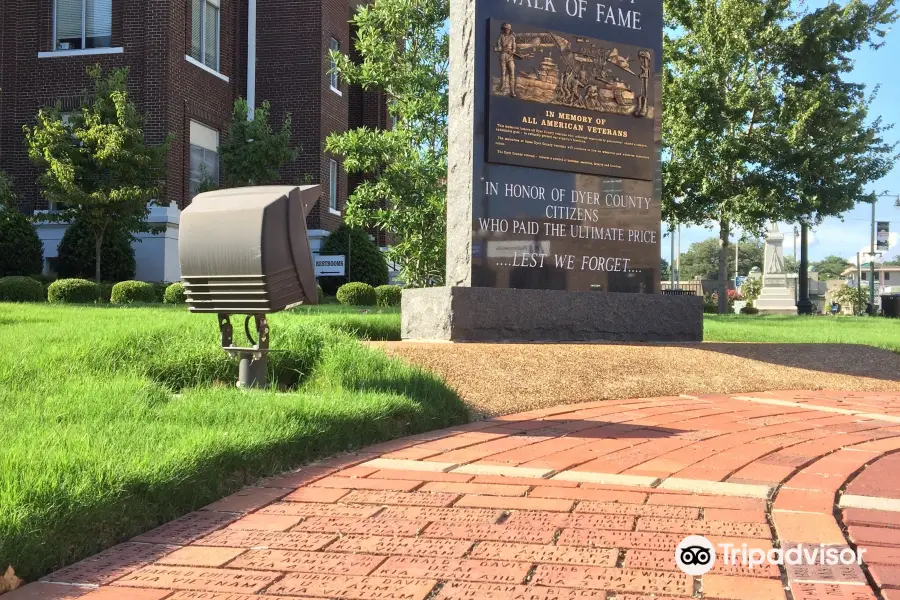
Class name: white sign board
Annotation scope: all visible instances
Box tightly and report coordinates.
[314,255,346,277]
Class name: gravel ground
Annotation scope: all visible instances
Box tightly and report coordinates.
[373,342,900,418]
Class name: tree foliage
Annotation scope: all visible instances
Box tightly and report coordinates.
[219,99,297,188]
[24,65,170,282]
[325,0,448,288]
[0,172,44,277]
[56,217,135,282]
[317,223,389,295]
[812,255,853,279]
[664,0,897,313]
[833,283,869,314]
[679,237,765,281]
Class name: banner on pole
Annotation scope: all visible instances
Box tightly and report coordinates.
[877,222,891,251]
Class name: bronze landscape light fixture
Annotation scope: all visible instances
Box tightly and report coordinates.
[178,185,320,388]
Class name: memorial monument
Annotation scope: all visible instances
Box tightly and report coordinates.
[402,0,703,342]
[754,223,797,315]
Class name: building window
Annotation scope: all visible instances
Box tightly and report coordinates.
[329,38,341,93]
[189,121,219,199]
[329,159,338,211]
[862,272,868,281]
[55,0,112,50]
[191,0,220,71]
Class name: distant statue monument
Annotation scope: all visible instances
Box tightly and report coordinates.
[754,222,796,315]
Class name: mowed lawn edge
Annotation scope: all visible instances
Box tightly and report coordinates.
[0,303,465,582]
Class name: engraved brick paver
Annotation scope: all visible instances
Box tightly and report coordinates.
[40,391,900,600]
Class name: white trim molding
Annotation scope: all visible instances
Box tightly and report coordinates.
[329,86,343,97]
[38,47,123,58]
[185,55,229,82]
[329,208,342,216]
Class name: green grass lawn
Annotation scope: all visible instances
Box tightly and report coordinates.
[704,314,900,353]
[0,302,462,581]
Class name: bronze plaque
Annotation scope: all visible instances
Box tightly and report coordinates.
[469,0,663,293]
[487,20,654,181]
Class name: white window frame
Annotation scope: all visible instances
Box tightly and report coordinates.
[189,120,220,199]
[51,0,115,53]
[329,38,342,95]
[187,0,223,78]
[329,159,340,214]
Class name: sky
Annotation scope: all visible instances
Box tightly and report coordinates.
[666,1,900,265]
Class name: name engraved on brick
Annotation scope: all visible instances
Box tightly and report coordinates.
[328,536,473,558]
[636,517,769,538]
[133,511,239,545]
[267,573,438,600]
[556,530,683,551]
[291,517,426,536]
[623,550,779,578]
[113,566,279,593]
[194,529,336,550]
[376,506,504,524]
[167,593,302,600]
[341,490,460,507]
[40,542,178,585]
[229,549,385,575]
[575,502,699,519]
[436,581,609,600]
[471,542,617,567]
[532,565,692,596]
[375,557,531,584]
[259,502,381,518]
[504,513,633,531]
[786,563,868,585]
[423,523,556,544]
[789,582,878,600]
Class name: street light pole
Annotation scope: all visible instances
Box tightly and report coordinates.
[870,199,877,311]
[670,221,675,288]
[797,221,813,315]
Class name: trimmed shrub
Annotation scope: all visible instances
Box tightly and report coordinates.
[740,306,760,315]
[375,284,402,307]
[48,279,100,304]
[0,208,44,277]
[150,282,168,303]
[57,218,135,282]
[111,281,157,304]
[164,282,186,304]
[316,283,324,303]
[337,282,376,306]
[98,283,114,304]
[0,276,46,302]
[318,224,389,295]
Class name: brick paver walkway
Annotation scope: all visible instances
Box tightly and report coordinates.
[10,390,900,600]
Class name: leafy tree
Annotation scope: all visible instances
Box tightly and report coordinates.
[742,277,763,306]
[24,65,170,282]
[0,172,44,277]
[783,255,799,275]
[833,283,869,315]
[325,0,448,288]
[660,257,670,280]
[812,255,853,279]
[56,217,135,282]
[317,223,389,295]
[679,238,764,281]
[664,0,897,314]
[219,98,297,187]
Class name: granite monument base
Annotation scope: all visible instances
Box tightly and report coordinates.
[402,287,704,343]
[755,274,797,315]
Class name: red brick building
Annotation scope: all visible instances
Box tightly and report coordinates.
[0,0,387,279]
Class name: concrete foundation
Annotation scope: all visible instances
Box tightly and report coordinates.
[402,287,704,343]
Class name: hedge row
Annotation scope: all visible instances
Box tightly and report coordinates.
[0,279,188,305]
[336,283,403,307]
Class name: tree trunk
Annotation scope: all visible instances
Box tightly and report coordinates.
[718,217,730,314]
[94,232,103,284]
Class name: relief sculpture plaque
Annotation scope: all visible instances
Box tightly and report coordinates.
[487,20,654,181]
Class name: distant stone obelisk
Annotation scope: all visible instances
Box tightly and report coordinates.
[754,223,796,315]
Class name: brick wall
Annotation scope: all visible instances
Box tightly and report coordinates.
[0,0,377,238]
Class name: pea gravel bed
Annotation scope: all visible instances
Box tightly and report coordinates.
[373,342,900,418]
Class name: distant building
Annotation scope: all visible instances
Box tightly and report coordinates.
[841,264,900,307]
[0,0,388,281]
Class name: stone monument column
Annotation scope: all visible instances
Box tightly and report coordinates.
[755,223,797,315]
[402,0,703,342]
